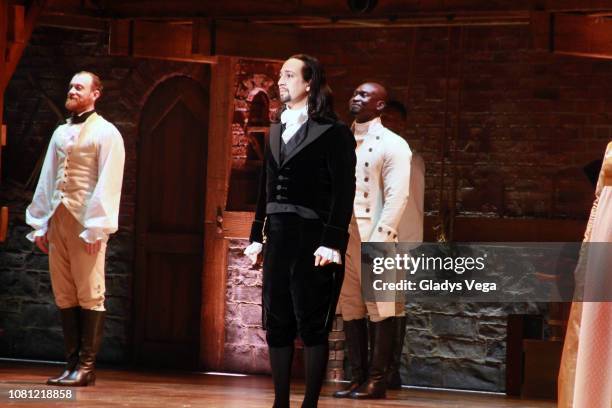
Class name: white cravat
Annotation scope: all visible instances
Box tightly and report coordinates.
[280,105,308,144]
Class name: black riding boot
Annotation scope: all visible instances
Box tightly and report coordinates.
[349,318,395,399]
[387,316,406,389]
[333,319,367,398]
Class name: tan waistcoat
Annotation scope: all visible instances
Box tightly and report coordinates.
[52,113,105,225]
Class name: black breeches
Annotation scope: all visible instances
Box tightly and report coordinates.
[262,213,344,347]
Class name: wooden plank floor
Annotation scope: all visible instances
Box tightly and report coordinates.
[0,362,555,408]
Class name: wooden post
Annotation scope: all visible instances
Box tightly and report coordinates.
[0,0,46,243]
[0,0,8,243]
[200,56,236,370]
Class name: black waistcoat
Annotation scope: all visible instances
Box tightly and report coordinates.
[249,118,357,253]
[279,121,309,165]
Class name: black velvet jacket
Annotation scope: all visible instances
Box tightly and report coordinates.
[249,118,357,253]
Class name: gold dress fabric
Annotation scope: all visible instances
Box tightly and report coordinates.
[559,141,612,408]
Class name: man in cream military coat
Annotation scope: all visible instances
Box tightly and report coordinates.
[26,71,125,387]
[334,83,412,400]
[382,100,426,389]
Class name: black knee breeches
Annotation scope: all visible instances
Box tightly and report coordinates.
[262,213,344,347]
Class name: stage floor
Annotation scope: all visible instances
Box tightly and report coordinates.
[0,362,555,407]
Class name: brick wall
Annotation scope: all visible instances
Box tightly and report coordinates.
[305,26,609,219]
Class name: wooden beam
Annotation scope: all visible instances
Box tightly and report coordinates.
[531,12,612,59]
[0,207,8,242]
[3,0,46,86]
[109,18,299,61]
[7,4,25,44]
[191,18,211,55]
[109,19,130,56]
[109,19,217,63]
[222,211,254,239]
[552,13,612,59]
[0,0,7,91]
[1,0,7,188]
[45,0,604,19]
[544,0,612,12]
[530,11,552,51]
[37,13,109,32]
[200,56,236,370]
[213,20,301,60]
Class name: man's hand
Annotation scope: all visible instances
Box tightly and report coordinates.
[313,246,341,267]
[85,240,102,255]
[315,254,332,267]
[244,242,263,265]
[34,234,49,254]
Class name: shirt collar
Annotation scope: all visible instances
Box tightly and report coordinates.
[353,116,382,137]
[280,105,308,127]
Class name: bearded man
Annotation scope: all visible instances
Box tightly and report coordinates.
[26,71,125,387]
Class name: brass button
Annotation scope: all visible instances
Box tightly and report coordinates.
[364,192,368,198]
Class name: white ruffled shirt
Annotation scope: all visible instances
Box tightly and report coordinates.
[25,112,125,244]
[280,104,308,143]
[244,104,342,265]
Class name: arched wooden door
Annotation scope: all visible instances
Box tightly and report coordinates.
[133,74,209,369]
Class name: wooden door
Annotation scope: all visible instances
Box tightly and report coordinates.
[134,74,209,369]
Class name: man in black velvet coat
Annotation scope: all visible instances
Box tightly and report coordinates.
[244,54,356,408]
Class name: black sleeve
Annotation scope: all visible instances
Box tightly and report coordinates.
[320,123,356,252]
[249,148,268,243]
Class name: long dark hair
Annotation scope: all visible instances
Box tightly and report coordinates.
[276,54,337,122]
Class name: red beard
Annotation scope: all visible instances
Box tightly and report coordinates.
[65,96,89,113]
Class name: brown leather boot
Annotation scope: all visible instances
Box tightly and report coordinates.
[58,310,105,386]
[387,316,406,390]
[349,318,394,399]
[47,307,81,385]
[333,319,368,398]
